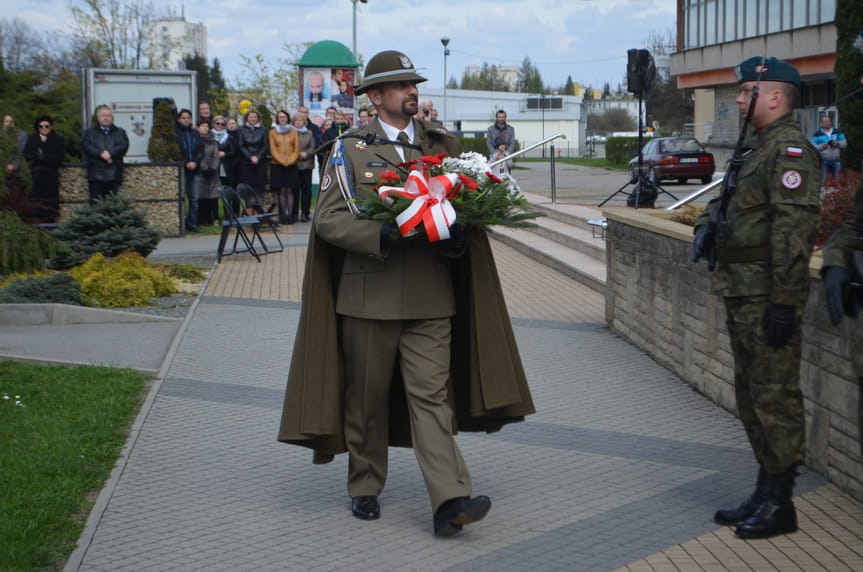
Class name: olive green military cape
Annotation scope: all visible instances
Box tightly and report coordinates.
[277,208,536,464]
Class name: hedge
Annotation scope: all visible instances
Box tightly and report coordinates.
[606,137,642,166]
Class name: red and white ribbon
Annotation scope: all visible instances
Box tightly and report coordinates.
[377,170,459,242]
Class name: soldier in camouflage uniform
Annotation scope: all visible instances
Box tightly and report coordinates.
[693,57,821,539]
[821,30,863,459]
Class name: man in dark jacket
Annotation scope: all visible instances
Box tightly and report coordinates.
[175,109,203,231]
[82,106,129,202]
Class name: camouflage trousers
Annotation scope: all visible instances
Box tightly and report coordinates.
[725,295,805,473]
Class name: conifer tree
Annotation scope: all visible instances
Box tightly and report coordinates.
[147,99,180,162]
[51,191,161,269]
[836,0,863,171]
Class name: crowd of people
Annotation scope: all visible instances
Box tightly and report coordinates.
[2,89,462,231]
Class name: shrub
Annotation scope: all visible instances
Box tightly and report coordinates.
[147,100,181,162]
[158,263,207,282]
[817,169,859,248]
[0,211,67,276]
[605,137,641,165]
[0,272,82,305]
[51,192,161,270]
[68,251,176,308]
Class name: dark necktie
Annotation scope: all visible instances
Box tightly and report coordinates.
[102,128,109,135]
[397,131,412,162]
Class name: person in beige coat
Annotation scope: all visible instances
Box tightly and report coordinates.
[277,50,535,537]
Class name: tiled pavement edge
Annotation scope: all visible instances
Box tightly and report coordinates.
[66,235,863,571]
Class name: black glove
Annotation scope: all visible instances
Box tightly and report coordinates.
[692,225,709,263]
[822,265,850,326]
[434,225,468,252]
[380,223,416,250]
[762,303,796,347]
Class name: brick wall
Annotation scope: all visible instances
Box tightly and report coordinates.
[58,163,184,237]
[605,209,862,502]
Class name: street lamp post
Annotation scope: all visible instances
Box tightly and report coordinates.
[441,37,450,125]
[352,0,367,60]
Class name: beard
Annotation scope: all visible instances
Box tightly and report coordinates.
[402,98,418,117]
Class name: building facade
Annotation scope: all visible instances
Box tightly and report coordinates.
[420,87,588,157]
[670,0,836,145]
[147,15,208,71]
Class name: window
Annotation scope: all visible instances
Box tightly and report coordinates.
[792,0,807,28]
[820,0,835,23]
[724,0,737,42]
[705,0,717,44]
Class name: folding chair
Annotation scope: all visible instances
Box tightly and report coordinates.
[236,184,284,254]
[216,186,285,263]
[216,186,262,262]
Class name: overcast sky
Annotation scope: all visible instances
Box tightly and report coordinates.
[3,0,677,91]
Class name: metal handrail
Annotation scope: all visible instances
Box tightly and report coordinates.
[664,176,724,211]
[488,132,567,168]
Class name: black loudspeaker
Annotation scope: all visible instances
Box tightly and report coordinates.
[627,49,656,96]
[627,49,643,95]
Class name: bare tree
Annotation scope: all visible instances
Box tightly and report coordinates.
[0,17,50,72]
[68,0,156,69]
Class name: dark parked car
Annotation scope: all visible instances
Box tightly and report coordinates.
[628,137,715,184]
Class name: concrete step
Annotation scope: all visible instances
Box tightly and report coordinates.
[530,215,605,260]
[488,193,608,293]
[489,225,606,293]
[522,192,605,230]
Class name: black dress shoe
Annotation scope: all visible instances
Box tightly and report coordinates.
[433,495,491,537]
[351,496,380,520]
[301,214,309,222]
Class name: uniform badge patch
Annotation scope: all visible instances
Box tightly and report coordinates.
[355,141,367,150]
[320,172,332,192]
[781,170,802,190]
[363,171,375,179]
[786,146,803,157]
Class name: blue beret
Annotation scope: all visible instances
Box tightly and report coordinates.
[734,56,800,87]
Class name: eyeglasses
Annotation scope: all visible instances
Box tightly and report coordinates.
[214,122,225,126]
[38,124,51,128]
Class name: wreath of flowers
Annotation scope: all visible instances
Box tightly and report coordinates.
[354,151,543,242]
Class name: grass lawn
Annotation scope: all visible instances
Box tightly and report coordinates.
[0,361,147,571]
[516,157,627,170]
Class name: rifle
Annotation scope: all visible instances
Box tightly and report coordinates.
[702,57,765,271]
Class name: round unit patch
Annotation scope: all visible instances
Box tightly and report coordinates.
[320,171,333,192]
[781,170,802,190]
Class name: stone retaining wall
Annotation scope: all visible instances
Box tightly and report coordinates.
[58,163,184,237]
[605,209,862,501]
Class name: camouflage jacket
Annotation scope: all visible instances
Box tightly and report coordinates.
[697,114,821,303]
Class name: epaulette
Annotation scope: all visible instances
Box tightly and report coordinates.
[313,138,337,156]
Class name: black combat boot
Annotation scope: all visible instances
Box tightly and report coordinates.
[714,465,769,525]
[735,467,798,539]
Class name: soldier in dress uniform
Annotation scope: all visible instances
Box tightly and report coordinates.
[821,29,863,458]
[693,56,821,539]
[277,50,535,537]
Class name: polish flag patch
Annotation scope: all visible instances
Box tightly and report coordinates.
[786,146,803,157]
[781,170,802,190]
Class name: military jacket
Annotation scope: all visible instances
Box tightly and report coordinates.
[697,114,821,304]
[315,118,463,320]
